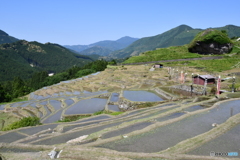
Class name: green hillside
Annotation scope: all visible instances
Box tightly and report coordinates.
[79,46,113,56]
[110,25,240,59]
[124,37,240,73]
[0,29,19,44]
[0,40,93,82]
[123,45,202,64]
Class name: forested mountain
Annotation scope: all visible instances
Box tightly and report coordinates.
[0,40,93,82]
[79,46,113,56]
[109,25,240,59]
[64,36,139,56]
[0,29,19,44]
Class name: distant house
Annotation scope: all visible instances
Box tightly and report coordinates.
[153,64,163,68]
[48,73,54,76]
[193,75,216,85]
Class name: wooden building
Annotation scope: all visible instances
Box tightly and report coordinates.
[153,64,163,68]
[193,75,216,85]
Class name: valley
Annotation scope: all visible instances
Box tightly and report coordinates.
[0,25,240,160]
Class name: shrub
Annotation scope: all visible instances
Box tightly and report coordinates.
[2,117,41,131]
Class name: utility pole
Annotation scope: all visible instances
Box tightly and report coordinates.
[203,78,207,95]
[180,71,183,84]
[216,75,221,98]
[176,70,178,82]
[232,75,235,93]
[184,72,187,84]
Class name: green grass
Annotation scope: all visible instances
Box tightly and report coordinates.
[58,110,124,123]
[93,110,124,116]
[108,111,124,115]
[0,97,28,105]
[162,56,240,72]
[57,115,91,122]
[123,45,202,64]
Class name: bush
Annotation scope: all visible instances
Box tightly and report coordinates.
[2,117,41,131]
[210,86,217,95]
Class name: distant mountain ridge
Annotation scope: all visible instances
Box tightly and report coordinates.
[0,29,19,44]
[64,36,139,56]
[109,24,240,59]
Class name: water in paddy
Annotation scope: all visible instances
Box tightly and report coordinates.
[98,100,240,153]
[0,147,39,153]
[129,106,179,122]
[65,98,107,115]
[91,72,100,75]
[43,106,51,117]
[0,104,5,110]
[110,93,119,102]
[108,105,120,111]
[188,121,240,157]
[156,112,186,122]
[11,101,26,107]
[72,115,111,124]
[65,99,75,106]
[73,91,81,95]
[18,124,58,135]
[42,110,63,123]
[153,103,177,109]
[0,132,27,143]
[20,102,33,107]
[30,102,37,108]
[49,100,62,110]
[184,105,206,112]
[123,90,163,102]
[102,122,153,139]
[83,90,91,94]
[32,122,123,145]
[39,101,48,105]
[65,91,72,95]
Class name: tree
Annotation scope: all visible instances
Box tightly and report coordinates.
[0,84,6,102]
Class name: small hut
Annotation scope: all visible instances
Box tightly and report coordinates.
[153,64,163,68]
[193,75,215,85]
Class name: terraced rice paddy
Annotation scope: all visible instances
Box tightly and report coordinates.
[1,67,240,160]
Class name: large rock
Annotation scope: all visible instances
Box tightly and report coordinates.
[189,41,233,54]
[188,29,233,55]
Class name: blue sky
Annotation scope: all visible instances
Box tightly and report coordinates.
[1,0,240,45]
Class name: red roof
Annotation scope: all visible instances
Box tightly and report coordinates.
[194,75,216,79]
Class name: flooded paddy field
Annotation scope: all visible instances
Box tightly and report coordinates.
[65,98,108,115]
[0,104,5,110]
[72,115,112,124]
[32,122,123,145]
[188,123,240,157]
[102,122,153,139]
[183,105,206,112]
[64,99,74,106]
[123,90,164,102]
[97,100,240,153]
[42,109,63,123]
[0,132,27,143]
[18,124,58,135]
[110,93,119,102]
[49,100,62,110]
[108,105,120,111]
